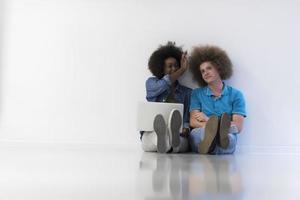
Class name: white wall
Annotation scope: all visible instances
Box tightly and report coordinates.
[1,0,300,148]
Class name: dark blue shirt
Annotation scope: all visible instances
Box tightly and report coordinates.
[146,75,192,128]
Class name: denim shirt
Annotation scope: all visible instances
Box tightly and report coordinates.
[146,75,192,128]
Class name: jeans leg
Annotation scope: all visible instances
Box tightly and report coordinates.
[188,128,205,153]
[173,136,189,153]
[212,133,237,155]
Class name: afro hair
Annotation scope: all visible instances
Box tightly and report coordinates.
[189,45,233,86]
[148,41,183,79]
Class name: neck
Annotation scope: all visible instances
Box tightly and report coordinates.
[172,80,178,88]
[208,79,223,95]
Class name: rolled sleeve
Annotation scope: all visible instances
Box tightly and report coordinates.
[232,91,247,117]
[146,75,171,101]
[189,89,202,112]
[162,75,172,86]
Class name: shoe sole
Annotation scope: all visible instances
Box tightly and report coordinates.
[153,115,168,153]
[198,115,219,154]
[169,109,182,148]
[219,113,231,149]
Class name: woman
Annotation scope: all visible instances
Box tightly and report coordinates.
[140,41,192,153]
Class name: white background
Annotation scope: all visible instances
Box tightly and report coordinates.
[0,0,300,149]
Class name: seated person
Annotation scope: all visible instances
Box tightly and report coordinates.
[188,45,247,154]
[140,42,192,153]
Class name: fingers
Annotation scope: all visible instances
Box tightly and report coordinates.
[181,51,189,70]
[194,113,203,118]
[196,116,205,122]
[181,55,188,71]
[181,51,188,59]
[181,54,186,61]
[195,113,208,122]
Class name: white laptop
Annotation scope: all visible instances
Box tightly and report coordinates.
[137,101,184,132]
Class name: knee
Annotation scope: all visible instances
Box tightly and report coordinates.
[227,134,237,154]
[229,133,237,145]
[188,130,198,143]
[229,125,239,134]
[188,128,203,152]
[190,128,203,135]
[190,128,204,140]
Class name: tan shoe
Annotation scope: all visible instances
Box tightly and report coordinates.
[198,115,219,154]
[219,113,231,149]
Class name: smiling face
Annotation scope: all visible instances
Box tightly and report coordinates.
[163,57,179,75]
[199,61,221,84]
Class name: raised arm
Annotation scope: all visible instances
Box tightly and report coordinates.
[169,52,188,83]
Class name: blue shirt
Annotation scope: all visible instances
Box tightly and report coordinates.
[146,75,192,128]
[190,83,246,117]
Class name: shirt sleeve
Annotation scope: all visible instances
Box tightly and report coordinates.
[145,75,171,102]
[232,90,247,117]
[189,89,202,112]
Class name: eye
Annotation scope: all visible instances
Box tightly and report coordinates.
[170,63,178,68]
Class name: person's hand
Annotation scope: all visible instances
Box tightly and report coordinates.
[194,112,209,122]
[180,51,188,71]
[169,51,188,83]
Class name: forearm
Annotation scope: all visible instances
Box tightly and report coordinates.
[169,67,185,83]
[232,114,245,133]
[190,118,206,128]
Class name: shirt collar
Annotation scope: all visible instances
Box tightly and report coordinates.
[205,82,229,96]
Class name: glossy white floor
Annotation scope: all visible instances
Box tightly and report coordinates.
[0,142,300,200]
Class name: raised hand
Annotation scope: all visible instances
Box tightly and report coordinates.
[180,51,188,71]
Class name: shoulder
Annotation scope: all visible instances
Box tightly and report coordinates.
[227,85,244,99]
[146,76,159,83]
[178,84,192,93]
[192,87,206,94]
[145,76,160,86]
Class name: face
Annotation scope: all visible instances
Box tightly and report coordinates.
[163,57,179,75]
[199,61,221,84]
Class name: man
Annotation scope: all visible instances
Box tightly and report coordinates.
[189,45,246,154]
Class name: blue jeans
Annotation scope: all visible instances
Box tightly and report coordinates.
[189,128,237,154]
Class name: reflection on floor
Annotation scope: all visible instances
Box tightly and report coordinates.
[0,143,300,200]
[138,153,243,200]
[138,151,300,200]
